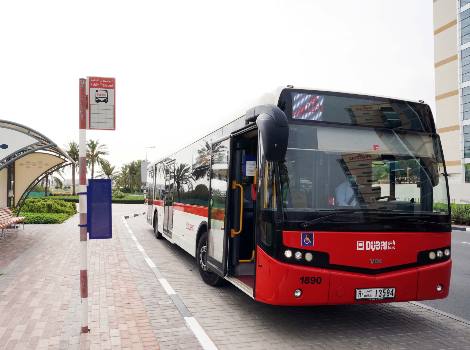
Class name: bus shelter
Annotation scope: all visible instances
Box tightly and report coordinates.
[0,120,73,208]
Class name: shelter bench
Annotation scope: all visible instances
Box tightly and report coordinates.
[0,208,25,239]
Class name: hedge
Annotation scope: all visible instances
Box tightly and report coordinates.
[20,198,76,215]
[16,198,76,224]
[22,212,72,224]
[449,203,470,225]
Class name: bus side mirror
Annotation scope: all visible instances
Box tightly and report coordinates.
[255,105,289,162]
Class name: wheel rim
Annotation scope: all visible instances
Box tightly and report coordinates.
[199,243,208,271]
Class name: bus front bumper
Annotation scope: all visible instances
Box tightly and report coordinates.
[255,247,452,306]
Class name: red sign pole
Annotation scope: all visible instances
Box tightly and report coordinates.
[79,78,89,333]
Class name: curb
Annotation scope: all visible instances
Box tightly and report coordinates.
[123,212,146,220]
[452,226,470,231]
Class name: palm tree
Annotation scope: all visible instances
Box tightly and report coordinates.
[120,164,130,191]
[87,139,108,179]
[99,159,116,179]
[172,163,193,198]
[114,160,143,193]
[65,141,79,195]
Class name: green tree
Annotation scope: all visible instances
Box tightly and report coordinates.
[115,160,143,192]
[65,141,79,195]
[87,139,108,179]
[99,159,117,179]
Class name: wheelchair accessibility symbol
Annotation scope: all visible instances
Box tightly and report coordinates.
[301,232,314,247]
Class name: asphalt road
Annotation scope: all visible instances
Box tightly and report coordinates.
[422,229,470,321]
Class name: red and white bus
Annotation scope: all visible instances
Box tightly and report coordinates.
[146,87,451,305]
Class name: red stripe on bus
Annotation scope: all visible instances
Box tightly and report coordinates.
[173,202,209,218]
[151,200,224,220]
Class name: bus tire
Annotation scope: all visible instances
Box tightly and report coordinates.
[153,212,162,239]
[197,231,224,286]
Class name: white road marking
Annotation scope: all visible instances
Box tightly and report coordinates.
[185,317,218,350]
[121,217,218,350]
[144,256,156,268]
[158,278,177,295]
[461,241,470,245]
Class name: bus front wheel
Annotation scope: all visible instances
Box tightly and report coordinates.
[197,231,224,286]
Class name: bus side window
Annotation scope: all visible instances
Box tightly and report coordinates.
[258,160,277,248]
[262,161,277,210]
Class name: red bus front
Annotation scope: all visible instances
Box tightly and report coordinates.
[253,91,451,305]
[255,231,451,305]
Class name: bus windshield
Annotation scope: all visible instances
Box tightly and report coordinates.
[279,124,449,218]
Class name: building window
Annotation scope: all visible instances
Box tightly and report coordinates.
[466,164,470,183]
[463,87,470,120]
[463,48,470,84]
[462,0,470,8]
[462,8,470,44]
[464,125,470,158]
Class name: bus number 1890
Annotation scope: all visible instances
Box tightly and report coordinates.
[300,276,322,285]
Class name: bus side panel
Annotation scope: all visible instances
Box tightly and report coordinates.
[172,203,208,257]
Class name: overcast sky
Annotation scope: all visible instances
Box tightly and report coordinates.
[0,0,435,170]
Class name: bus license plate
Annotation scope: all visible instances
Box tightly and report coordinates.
[355,288,395,300]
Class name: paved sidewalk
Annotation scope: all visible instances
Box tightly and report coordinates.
[0,208,163,349]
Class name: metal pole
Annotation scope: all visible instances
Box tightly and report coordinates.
[79,78,89,333]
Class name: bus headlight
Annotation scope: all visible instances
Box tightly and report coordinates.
[428,251,436,260]
[444,248,451,257]
[294,289,302,298]
[284,250,293,259]
[294,251,303,260]
[436,250,443,259]
[305,252,313,262]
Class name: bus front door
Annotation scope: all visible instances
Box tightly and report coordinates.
[206,137,231,276]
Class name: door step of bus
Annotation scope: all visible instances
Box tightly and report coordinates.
[234,262,255,276]
[225,276,254,298]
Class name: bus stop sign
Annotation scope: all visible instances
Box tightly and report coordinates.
[87,179,112,239]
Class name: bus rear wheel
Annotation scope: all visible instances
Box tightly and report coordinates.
[197,231,223,286]
[153,213,162,239]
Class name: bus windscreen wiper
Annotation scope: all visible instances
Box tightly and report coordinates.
[300,209,365,228]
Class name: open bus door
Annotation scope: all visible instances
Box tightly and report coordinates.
[206,130,259,296]
[206,137,231,276]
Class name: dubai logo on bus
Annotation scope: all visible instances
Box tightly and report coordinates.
[357,240,396,251]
